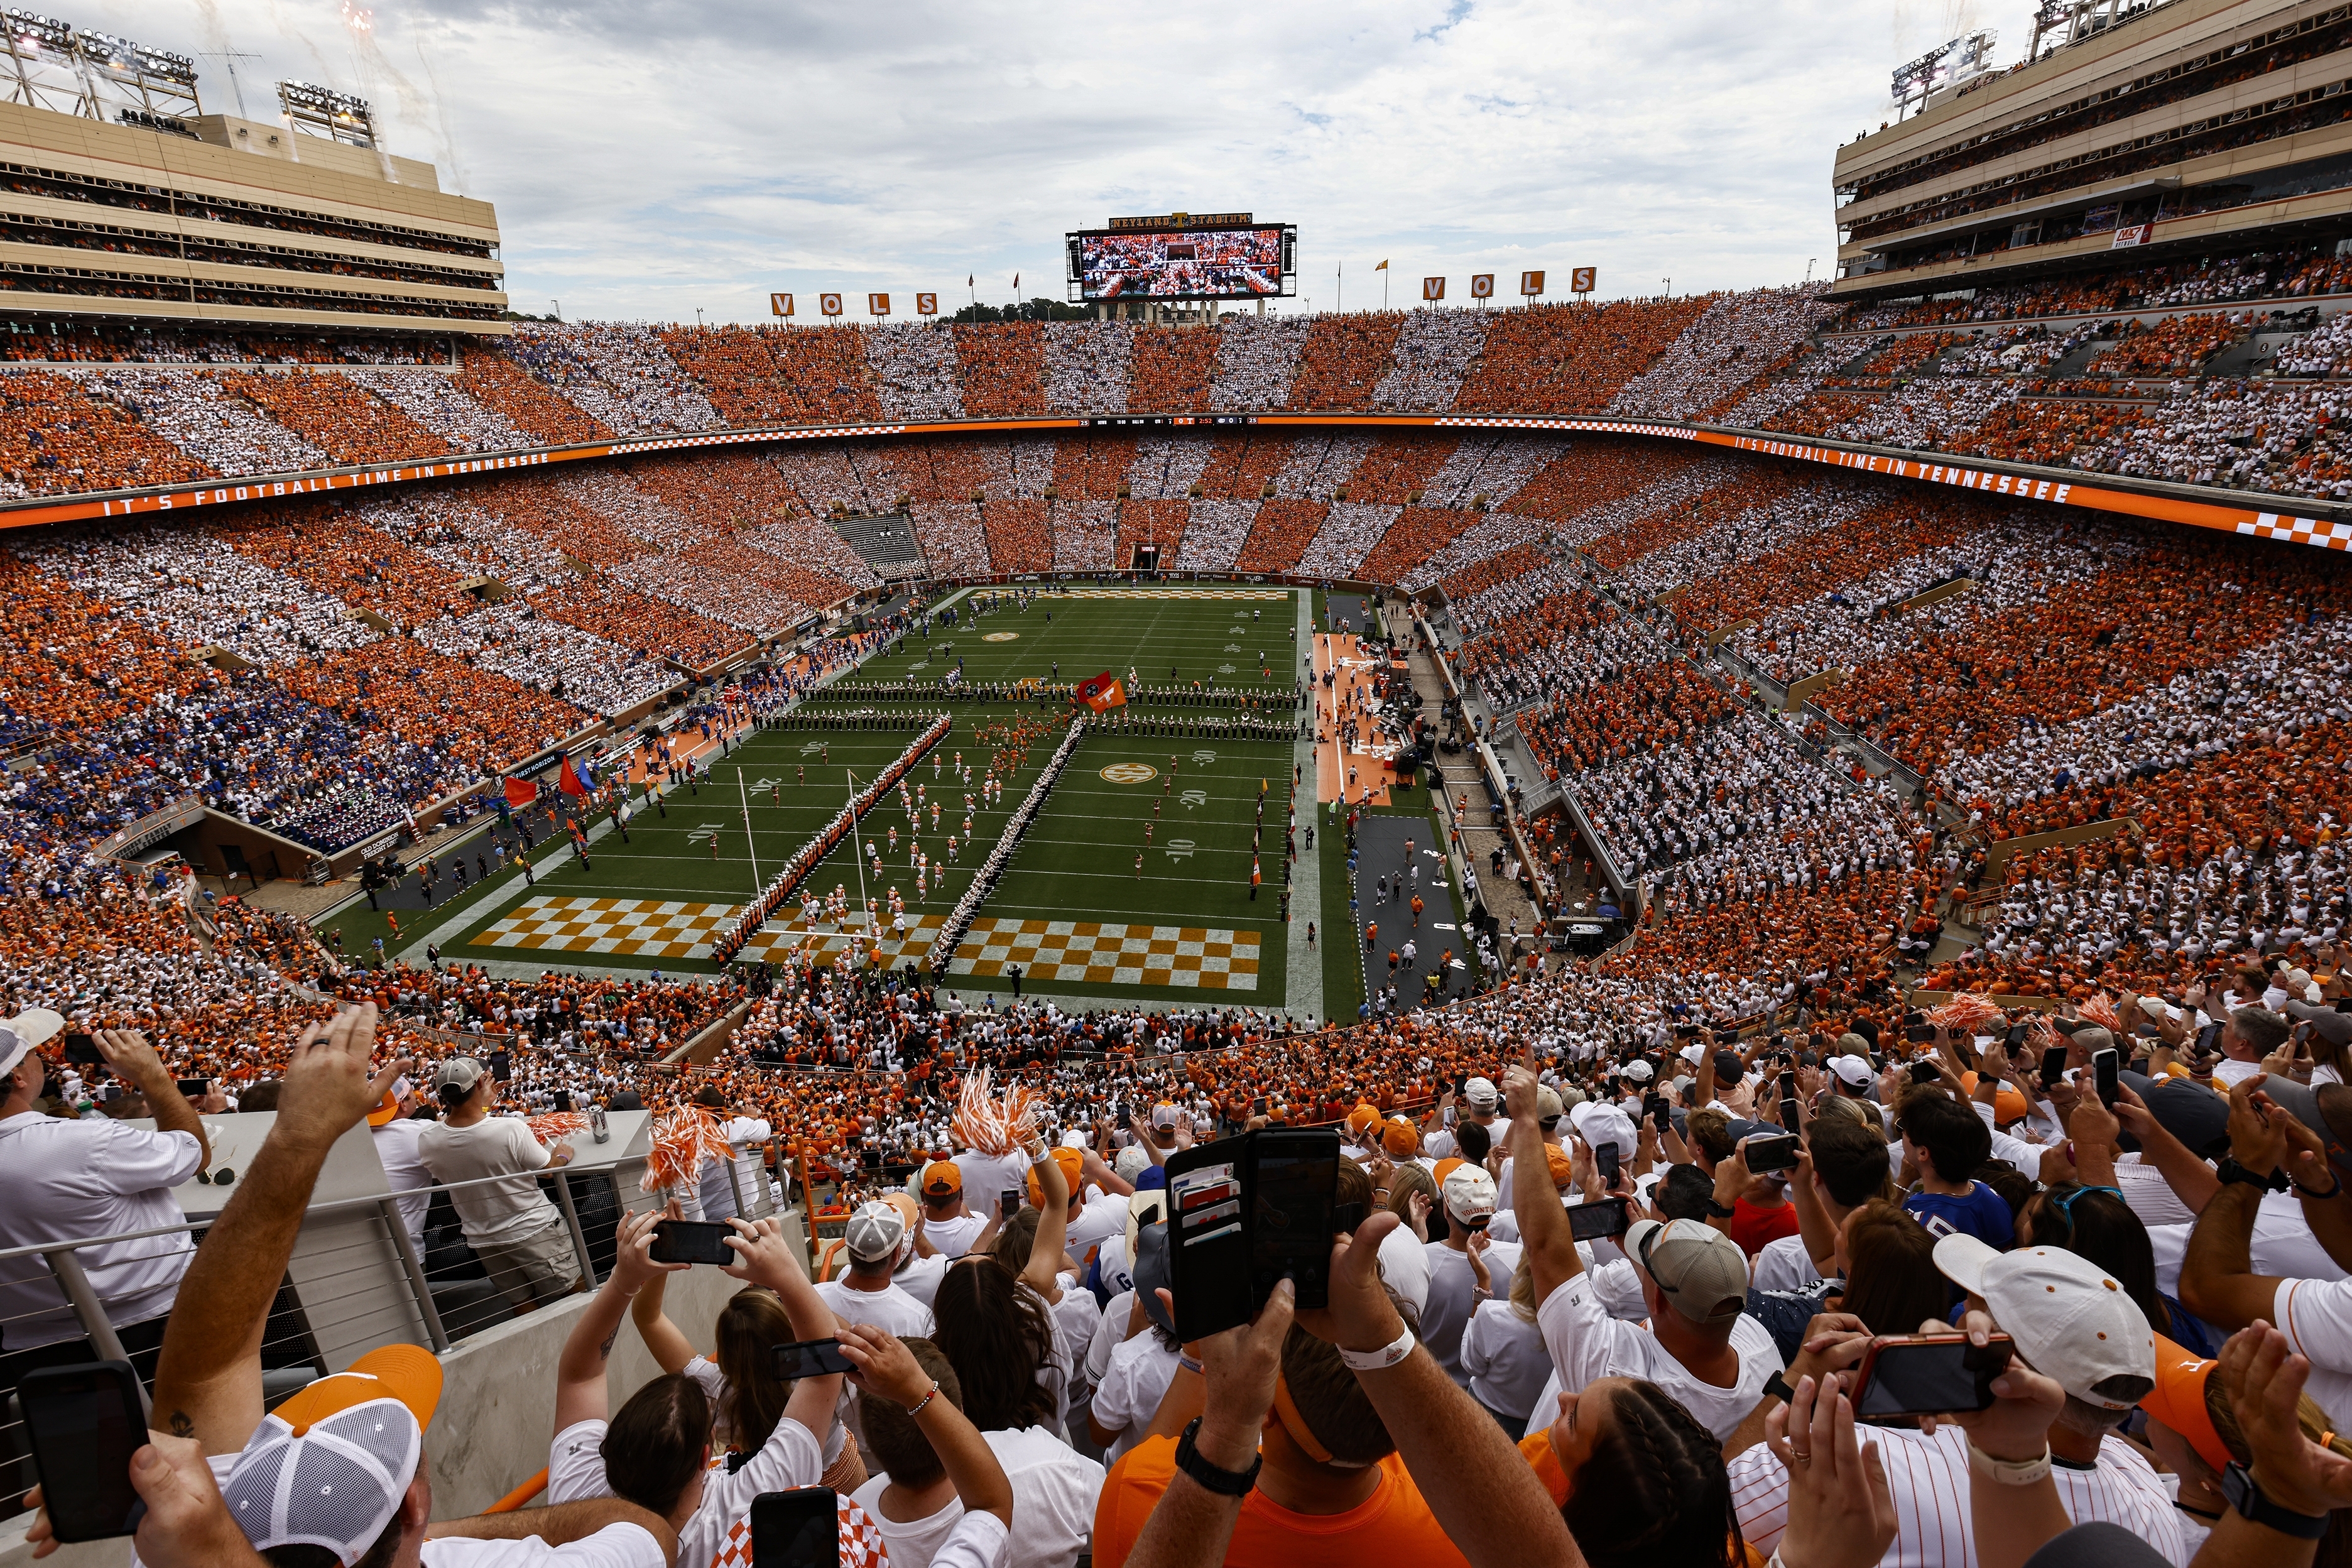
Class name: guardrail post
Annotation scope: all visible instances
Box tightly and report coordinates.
[552,1174,601,1290]
[378,1199,451,1353]
[45,1248,148,1417]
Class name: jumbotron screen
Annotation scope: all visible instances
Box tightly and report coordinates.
[1067,222,1297,302]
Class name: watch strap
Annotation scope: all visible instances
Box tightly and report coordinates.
[1705,1198,1737,1219]
[2217,1158,2290,1193]
[1968,1442,2053,1487]
[1175,1417,1261,1497]
[2223,1462,2329,1540]
[1763,1371,1796,1404]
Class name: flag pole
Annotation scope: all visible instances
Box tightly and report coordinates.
[738,766,760,890]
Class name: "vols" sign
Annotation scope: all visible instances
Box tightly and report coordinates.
[1422,276,1445,301]
[1571,267,1596,293]
[916,293,939,315]
[1469,273,1494,298]
[1520,271,1545,297]
[819,293,844,316]
[769,292,793,317]
[868,293,891,316]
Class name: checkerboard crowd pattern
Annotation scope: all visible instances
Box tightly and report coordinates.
[947,918,1261,989]
[471,896,740,958]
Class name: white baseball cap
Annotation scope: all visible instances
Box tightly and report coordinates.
[221,1344,442,1562]
[1442,1164,1498,1222]
[1830,1054,1874,1088]
[1462,1075,1499,1109]
[1932,1236,2155,1410]
[1621,1060,1655,1084]
[844,1201,908,1263]
[0,1009,63,1079]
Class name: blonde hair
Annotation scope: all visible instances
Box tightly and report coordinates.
[1508,1253,1539,1324]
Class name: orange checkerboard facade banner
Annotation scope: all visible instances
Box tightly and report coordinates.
[949,919,1261,990]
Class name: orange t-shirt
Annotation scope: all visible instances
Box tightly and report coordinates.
[1091,1437,1471,1568]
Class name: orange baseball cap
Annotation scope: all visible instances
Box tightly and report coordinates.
[1025,1146,1085,1206]
[1381,1119,1420,1157]
[1432,1157,1464,1190]
[1544,1143,1574,1187]
[922,1160,963,1197]
[1345,1104,1380,1136]
[271,1342,444,1437]
[2139,1335,2229,1472]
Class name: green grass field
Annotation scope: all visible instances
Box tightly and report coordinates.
[332,586,1326,1016]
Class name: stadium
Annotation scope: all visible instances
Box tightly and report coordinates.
[4,2,2352,1567]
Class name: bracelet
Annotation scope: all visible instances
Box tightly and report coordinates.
[1336,1326,1416,1371]
[2293,1170,2344,1200]
[1177,1354,1204,1375]
[1968,1442,2052,1487]
[906,1381,940,1417]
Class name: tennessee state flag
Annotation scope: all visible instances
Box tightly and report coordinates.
[504,777,538,808]
[1073,671,1126,712]
[557,760,587,797]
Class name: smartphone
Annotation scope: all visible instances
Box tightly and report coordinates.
[1248,1130,1338,1311]
[1745,1133,1800,1173]
[2039,1046,2068,1089]
[1000,1189,1022,1219]
[648,1218,736,1266]
[18,1361,147,1543]
[1455,1073,1469,1094]
[770,1338,856,1381]
[2004,1022,2032,1049]
[489,1048,513,1084]
[62,1033,101,1065]
[1778,1070,1798,1104]
[1908,1060,1941,1086]
[1594,1140,1621,1189]
[176,1079,209,1099]
[1852,1334,2014,1417]
[1642,1091,1667,1126]
[1904,1023,1937,1044]
[1333,1199,1366,1235]
[1778,1097,1801,1130]
[1569,1195,1633,1241]
[2093,1047,2120,1108]
[748,1486,836,1568]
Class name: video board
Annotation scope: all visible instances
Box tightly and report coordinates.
[1066,218,1297,302]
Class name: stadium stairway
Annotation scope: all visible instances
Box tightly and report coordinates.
[829,511,928,580]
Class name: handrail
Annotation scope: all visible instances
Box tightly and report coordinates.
[486,1470,550,1514]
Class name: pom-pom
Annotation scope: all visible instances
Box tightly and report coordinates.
[526,1113,588,1145]
[641,1104,733,1194]
[1927,993,2005,1033]
[950,1067,1045,1158]
[2079,993,2124,1033]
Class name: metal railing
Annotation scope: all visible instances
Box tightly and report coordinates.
[0,1131,780,1517]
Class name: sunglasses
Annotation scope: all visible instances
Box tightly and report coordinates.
[194,1166,236,1186]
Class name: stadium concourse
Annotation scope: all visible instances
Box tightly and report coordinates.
[4,278,2352,1568]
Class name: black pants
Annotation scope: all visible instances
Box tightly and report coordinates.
[2,1314,169,1515]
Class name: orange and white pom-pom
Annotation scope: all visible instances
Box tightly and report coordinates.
[1927,993,2006,1033]
[950,1068,1045,1158]
[641,1104,732,1194]
[2027,1013,2066,1055]
[2079,993,2125,1033]
[526,1113,589,1145]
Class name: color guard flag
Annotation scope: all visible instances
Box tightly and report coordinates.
[1375,259,1388,270]
[1074,671,1126,712]
[504,777,538,808]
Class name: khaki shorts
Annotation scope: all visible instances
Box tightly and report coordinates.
[477,1221,581,1310]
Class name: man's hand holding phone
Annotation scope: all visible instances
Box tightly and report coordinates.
[1291,1209,1409,1364]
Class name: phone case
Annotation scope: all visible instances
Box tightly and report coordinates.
[1163,1129,1339,1341]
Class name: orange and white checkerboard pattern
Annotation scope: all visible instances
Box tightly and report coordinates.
[470,895,739,959]
[949,917,1261,989]
[736,913,949,966]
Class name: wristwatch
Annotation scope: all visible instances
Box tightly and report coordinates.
[2216,1158,2291,1194]
[1175,1417,1262,1497]
[2221,1461,2329,1540]
[1704,1197,1737,1219]
[1763,1371,1797,1404]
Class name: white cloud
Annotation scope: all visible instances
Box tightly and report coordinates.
[91,0,2042,322]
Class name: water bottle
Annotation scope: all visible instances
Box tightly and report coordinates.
[589,1103,610,1144]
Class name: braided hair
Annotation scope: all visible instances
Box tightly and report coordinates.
[1560,1381,1741,1568]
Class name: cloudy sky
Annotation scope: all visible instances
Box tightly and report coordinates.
[95,0,2024,322]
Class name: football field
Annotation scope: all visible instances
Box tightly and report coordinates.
[332,585,1331,1016]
